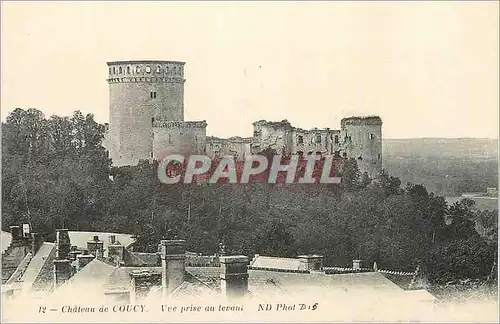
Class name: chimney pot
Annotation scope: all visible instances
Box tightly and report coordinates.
[93,235,99,241]
[109,235,116,245]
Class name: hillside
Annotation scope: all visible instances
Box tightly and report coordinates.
[382,138,498,197]
[383,138,498,160]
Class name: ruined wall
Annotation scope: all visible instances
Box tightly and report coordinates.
[206,137,252,160]
[153,121,207,160]
[252,120,294,155]
[292,128,341,156]
[340,116,383,179]
[107,60,185,166]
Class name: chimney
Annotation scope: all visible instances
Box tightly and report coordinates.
[76,254,95,272]
[31,233,44,255]
[108,240,125,266]
[53,259,72,289]
[160,240,186,298]
[129,269,161,303]
[109,235,116,245]
[298,255,324,271]
[353,259,363,270]
[56,229,71,260]
[87,235,104,258]
[10,225,22,243]
[219,255,249,299]
[69,250,82,262]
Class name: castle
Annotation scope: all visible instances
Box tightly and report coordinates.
[103,60,383,179]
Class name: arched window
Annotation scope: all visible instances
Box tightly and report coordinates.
[173,67,177,75]
[119,67,122,74]
[127,66,131,74]
[109,67,112,74]
[112,67,116,74]
[334,135,339,144]
[157,66,161,73]
[136,66,140,73]
[166,67,169,75]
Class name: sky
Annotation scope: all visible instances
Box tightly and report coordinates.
[1,1,498,139]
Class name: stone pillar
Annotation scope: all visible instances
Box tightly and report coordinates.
[76,254,95,272]
[353,259,363,270]
[31,233,44,255]
[160,240,186,298]
[53,259,72,289]
[10,225,22,243]
[55,229,71,260]
[87,235,104,258]
[298,255,324,271]
[220,255,249,299]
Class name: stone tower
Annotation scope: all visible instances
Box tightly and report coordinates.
[107,60,186,166]
[340,116,383,179]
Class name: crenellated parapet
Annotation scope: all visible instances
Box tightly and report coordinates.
[107,60,185,79]
[341,116,382,127]
[153,120,207,129]
[107,76,185,84]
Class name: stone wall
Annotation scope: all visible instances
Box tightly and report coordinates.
[153,120,207,159]
[206,137,252,161]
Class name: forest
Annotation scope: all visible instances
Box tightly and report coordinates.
[2,108,497,284]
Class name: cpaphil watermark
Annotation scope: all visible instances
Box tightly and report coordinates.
[157,154,341,184]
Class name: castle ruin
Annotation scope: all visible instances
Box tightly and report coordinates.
[104,60,383,179]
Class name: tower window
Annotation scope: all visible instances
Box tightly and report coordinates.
[136,66,140,73]
[150,91,157,99]
[166,67,169,75]
[298,135,303,144]
[119,67,122,74]
[173,67,177,75]
[109,67,111,74]
[334,135,339,144]
[145,66,151,73]
[315,134,322,143]
[127,66,131,74]
[369,133,375,140]
[157,66,161,73]
[112,67,116,74]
